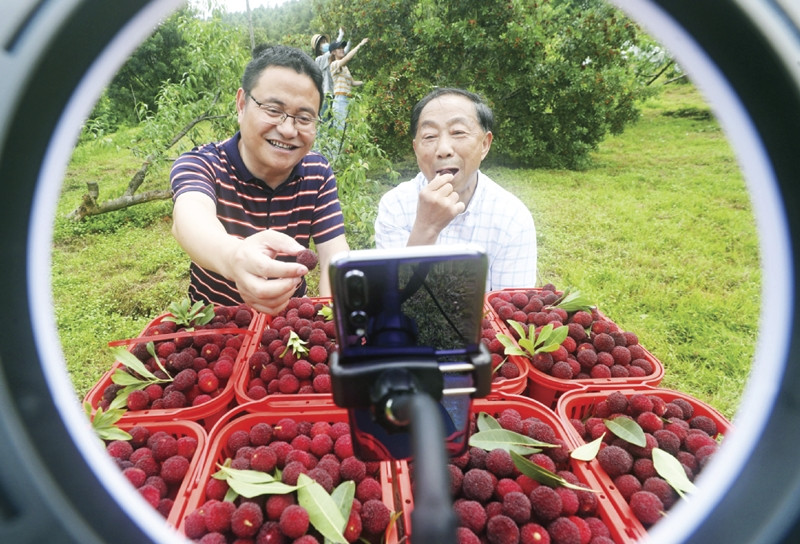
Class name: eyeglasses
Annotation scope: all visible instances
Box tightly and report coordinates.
[248,95,318,132]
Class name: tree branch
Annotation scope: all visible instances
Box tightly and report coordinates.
[69,92,224,220]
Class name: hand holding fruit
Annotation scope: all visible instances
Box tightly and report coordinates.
[230,230,307,315]
[410,173,465,244]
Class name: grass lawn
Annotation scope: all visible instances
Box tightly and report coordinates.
[53,82,759,419]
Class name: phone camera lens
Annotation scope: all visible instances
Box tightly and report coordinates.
[349,310,368,330]
[344,269,367,309]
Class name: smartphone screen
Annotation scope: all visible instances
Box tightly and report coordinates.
[331,244,487,359]
[329,244,489,460]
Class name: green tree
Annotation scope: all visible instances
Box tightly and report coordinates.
[70,9,247,220]
[87,9,193,131]
[314,0,659,169]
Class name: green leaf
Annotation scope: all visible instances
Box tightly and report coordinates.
[228,479,299,498]
[215,465,278,484]
[330,480,355,517]
[86,403,132,441]
[549,287,596,313]
[570,434,605,461]
[507,320,527,339]
[604,417,646,447]
[476,412,503,432]
[110,369,150,387]
[212,464,299,498]
[469,429,554,455]
[535,323,554,349]
[164,297,215,328]
[100,427,134,441]
[325,481,356,544]
[652,447,697,497]
[111,346,158,380]
[518,337,537,355]
[319,305,334,321]
[281,330,310,358]
[511,451,596,492]
[297,473,348,543]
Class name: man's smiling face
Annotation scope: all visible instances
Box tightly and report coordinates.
[237,66,320,188]
[412,93,492,194]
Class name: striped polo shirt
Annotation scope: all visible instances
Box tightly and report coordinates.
[170,132,345,306]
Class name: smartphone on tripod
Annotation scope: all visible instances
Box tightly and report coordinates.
[328,244,491,461]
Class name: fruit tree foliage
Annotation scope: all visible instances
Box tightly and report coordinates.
[313,0,655,169]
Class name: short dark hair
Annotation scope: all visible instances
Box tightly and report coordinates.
[243,44,324,111]
[410,87,494,136]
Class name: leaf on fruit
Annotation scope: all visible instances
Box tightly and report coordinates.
[548,287,596,313]
[469,428,555,455]
[85,402,132,441]
[213,464,299,498]
[498,333,527,357]
[111,346,159,381]
[476,411,503,432]
[297,473,348,543]
[280,330,310,357]
[604,417,646,447]
[330,480,355,518]
[507,320,527,340]
[163,298,215,329]
[511,451,598,492]
[653,447,697,498]
[571,434,605,461]
[534,324,568,354]
[318,304,334,321]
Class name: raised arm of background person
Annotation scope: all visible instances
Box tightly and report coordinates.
[171,191,309,314]
[331,38,368,69]
[314,234,350,297]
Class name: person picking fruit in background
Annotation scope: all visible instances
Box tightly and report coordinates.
[374,87,537,290]
[170,45,349,315]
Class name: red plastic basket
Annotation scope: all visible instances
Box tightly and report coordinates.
[396,394,642,544]
[109,419,207,529]
[486,289,665,409]
[83,309,261,429]
[233,297,336,405]
[483,302,529,395]
[555,386,732,540]
[173,397,404,543]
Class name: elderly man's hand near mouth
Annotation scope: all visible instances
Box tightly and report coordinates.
[409,172,466,245]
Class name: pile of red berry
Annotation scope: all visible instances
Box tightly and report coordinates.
[244,297,336,399]
[409,406,619,544]
[105,424,200,519]
[488,287,659,381]
[481,316,523,386]
[566,390,721,528]
[97,305,254,412]
[181,415,393,543]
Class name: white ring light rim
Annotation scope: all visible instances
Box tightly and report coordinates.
[25,1,794,543]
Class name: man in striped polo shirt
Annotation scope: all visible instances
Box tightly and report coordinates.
[170,45,349,315]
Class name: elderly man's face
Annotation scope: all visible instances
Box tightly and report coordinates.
[412,94,492,195]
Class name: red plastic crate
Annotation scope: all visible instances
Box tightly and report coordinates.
[555,386,732,539]
[396,394,642,544]
[173,397,404,543]
[483,302,529,395]
[83,309,261,429]
[233,297,336,405]
[108,419,208,529]
[486,289,665,409]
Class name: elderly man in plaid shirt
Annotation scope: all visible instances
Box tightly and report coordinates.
[375,87,537,290]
